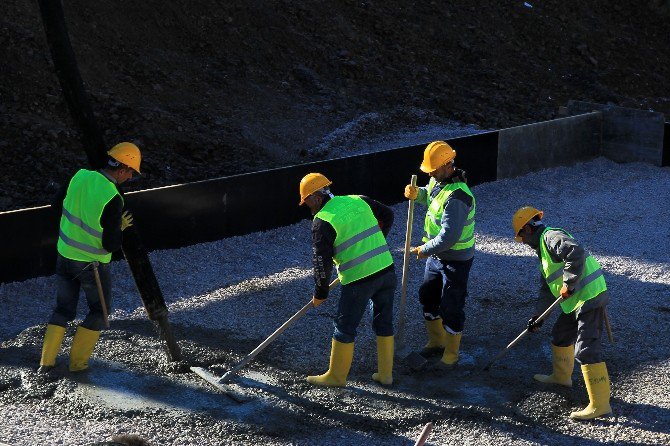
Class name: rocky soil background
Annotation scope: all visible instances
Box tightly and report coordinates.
[1,0,670,210]
[1,158,669,445]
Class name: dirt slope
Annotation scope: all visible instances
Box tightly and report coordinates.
[1,0,669,210]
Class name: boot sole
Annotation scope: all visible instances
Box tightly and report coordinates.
[570,410,613,421]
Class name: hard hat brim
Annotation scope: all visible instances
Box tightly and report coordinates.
[419,163,434,173]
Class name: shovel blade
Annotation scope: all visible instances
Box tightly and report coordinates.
[189,366,250,403]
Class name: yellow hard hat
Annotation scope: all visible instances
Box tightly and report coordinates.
[420,140,456,173]
[108,142,141,174]
[512,206,544,242]
[299,173,332,205]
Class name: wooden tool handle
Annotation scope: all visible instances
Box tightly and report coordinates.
[397,174,418,346]
[603,308,614,343]
[483,297,562,371]
[219,278,340,383]
[91,262,110,329]
[413,422,433,446]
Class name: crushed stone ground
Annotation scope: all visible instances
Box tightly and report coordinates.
[1,158,669,445]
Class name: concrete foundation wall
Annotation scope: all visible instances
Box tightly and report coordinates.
[497,112,601,179]
[1,102,664,283]
[0,133,499,283]
[568,100,665,166]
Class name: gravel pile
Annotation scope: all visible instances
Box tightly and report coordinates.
[1,157,668,445]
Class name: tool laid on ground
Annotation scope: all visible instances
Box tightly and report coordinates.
[396,174,417,348]
[413,422,433,446]
[191,278,340,393]
[91,261,110,329]
[482,297,563,371]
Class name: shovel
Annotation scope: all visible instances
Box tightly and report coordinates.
[191,278,340,392]
[395,176,428,370]
[482,297,563,371]
[396,174,417,347]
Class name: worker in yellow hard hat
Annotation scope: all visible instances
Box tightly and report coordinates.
[299,172,397,387]
[38,142,141,374]
[404,141,476,368]
[513,206,612,421]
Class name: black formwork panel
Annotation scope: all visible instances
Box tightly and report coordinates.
[0,206,59,283]
[0,131,498,283]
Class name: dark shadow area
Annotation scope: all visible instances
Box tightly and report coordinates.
[232,373,651,446]
[611,397,670,436]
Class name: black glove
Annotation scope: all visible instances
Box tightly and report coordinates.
[527,315,543,333]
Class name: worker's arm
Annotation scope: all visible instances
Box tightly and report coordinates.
[100,195,124,253]
[359,195,394,237]
[421,189,472,255]
[543,229,586,292]
[312,217,336,300]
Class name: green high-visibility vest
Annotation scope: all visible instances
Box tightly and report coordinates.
[57,169,123,263]
[539,227,607,314]
[315,195,393,285]
[422,178,476,250]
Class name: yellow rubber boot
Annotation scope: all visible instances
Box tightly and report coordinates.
[440,332,462,366]
[39,324,66,370]
[372,336,394,386]
[420,319,447,357]
[306,339,354,387]
[534,344,574,387]
[570,362,612,420]
[69,326,100,372]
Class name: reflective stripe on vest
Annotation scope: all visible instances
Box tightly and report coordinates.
[422,178,476,251]
[315,195,393,285]
[539,227,607,314]
[57,169,122,263]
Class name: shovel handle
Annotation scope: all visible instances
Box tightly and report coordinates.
[219,278,340,383]
[483,297,563,371]
[603,307,614,343]
[91,262,110,329]
[397,174,418,345]
[413,422,433,446]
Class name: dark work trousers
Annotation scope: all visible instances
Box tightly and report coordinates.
[333,268,396,344]
[49,254,112,331]
[418,256,473,333]
[551,298,606,365]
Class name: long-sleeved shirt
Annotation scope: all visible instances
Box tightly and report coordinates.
[312,195,394,299]
[530,224,608,314]
[415,168,474,261]
[53,170,124,254]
